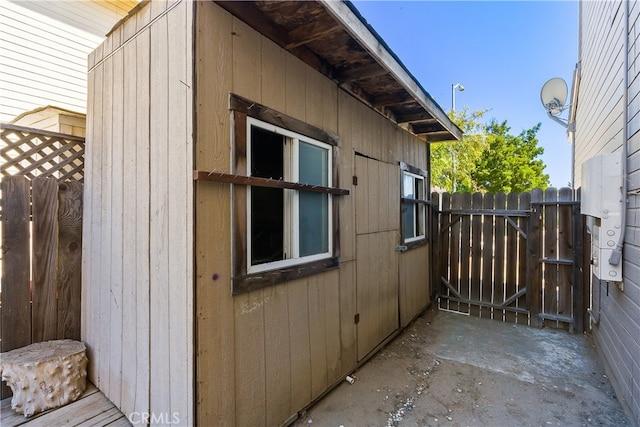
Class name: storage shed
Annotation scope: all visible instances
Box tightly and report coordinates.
[83,0,461,425]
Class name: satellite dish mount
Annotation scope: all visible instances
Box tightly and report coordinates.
[540,78,575,131]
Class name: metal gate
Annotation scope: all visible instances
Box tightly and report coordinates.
[431,188,589,332]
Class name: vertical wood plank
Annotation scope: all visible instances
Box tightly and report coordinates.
[288,279,311,412]
[383,230,398,338]
[195,2,235,424]
[98,47,114,396]
[449,193,463,312]
[308,274,328,399]
[134,28,151,418]
[31,177,59,342]
[518,192,531,325]
[56,181,83,340]
[558,187,574,322]
[459,192,471,313]
[285,51,306,121]
[573,188,586,333]
[505,192,519,323]
[430,192,440,301]
[82,62,95,364]
[86,60,104,385]
[149,13,170,416]
[232,18,262,102]
[470,192,483,317]
[167,2,193,421]
[438,192,451,311]
[493,193,506,321]
[264,285,291,425]
[324,268,341,384]
[120,33,138,418]
[388,160,399,232]
[543,188,559,326]
[337,93,354,262]
[109,46,125,409]
[527,188,543,328]
[339,260,357,375]
[0,176,31,398]
[481,193,494,319]
[355,155,368,234]
[379,160,390,231]
[261,38,286,112]
[368,159,380,233]
[234,291,266,427]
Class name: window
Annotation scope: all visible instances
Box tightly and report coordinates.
[247,117,332,273]
[223,94,345,294]
[401,163,428,245]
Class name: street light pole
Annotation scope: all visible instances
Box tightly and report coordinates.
[451,83,464,112]
[450,83,464,192]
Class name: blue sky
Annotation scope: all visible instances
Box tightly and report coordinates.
[351,1,578,188]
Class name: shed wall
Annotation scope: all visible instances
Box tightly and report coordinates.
[83,1,194,424]
[194,2,431,425]
[576,1,640,423]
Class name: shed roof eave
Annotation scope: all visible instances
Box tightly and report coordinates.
[322,0,462,141]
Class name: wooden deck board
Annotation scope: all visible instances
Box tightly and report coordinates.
[0,384,130,427]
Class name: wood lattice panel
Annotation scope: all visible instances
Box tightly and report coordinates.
[0,123,85,182]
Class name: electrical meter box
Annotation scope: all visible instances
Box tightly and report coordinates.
[580,152,623,281]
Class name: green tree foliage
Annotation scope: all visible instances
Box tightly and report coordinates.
[431,108,487,193]
[431,109,550,193]
[472,120,550,193]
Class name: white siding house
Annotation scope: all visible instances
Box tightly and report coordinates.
[0,0,136,123]
[573,1,640,424]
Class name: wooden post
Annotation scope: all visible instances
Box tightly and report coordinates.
[573,203,585,333]
[57,181,83,340]
[430,192,440,301]
[31,177,59,343]
[1,176,32,398]
[527,189,543,328]
[470,192,483,317]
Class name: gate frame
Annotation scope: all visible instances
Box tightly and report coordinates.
[430,189,590,333]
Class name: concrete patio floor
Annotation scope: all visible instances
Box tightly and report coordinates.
[300,307,630,426]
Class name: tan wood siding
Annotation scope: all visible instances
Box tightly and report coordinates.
[83,1,193,424]
[191,2,434,425]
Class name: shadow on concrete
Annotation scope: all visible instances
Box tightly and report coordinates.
[301,307,630,426]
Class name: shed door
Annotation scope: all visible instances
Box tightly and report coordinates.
[354,154,400,361]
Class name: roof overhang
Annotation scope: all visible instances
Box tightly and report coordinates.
[214,0,462,143]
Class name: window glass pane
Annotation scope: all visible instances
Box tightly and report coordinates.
[299,141,329,256]
[402,172,416,239]
[299,192,329,256]
[416,178,425,237]
[251,125,284,265]
[403,200,415,239]
[299,141,328,186]
[403,173,415,198]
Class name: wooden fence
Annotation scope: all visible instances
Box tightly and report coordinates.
[431,188,589,333]
[1,171,83,401]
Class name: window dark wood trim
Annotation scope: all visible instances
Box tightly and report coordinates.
[400,161,428,179]
[230,93,340,147]
[227,96,342,294]
[400,162,429,249]
[232,257,340,295]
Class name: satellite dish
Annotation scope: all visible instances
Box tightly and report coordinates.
[540,78,568,116]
